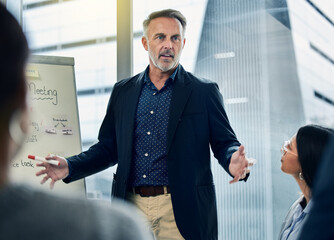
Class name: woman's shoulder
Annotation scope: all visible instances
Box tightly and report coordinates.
[287,196,305,213]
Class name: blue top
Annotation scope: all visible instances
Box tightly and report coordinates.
[279,196,313,240]
[129,66,178,187]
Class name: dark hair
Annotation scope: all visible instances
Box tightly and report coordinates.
[143,9,187,37]
[0,3,29,110]
[296,124,334,189]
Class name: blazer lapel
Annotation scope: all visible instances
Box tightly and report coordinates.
[122,72,145,162]
[167,65,192,152]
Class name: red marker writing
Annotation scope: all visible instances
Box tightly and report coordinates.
[28,155,60,166]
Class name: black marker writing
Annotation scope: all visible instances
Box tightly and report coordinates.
[28,82,58,105]
[21,160,34,168]
[25,135,37,143]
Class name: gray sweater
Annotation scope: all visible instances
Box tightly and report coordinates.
[0,184,153,240]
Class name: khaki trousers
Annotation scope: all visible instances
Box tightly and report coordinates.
[127,192,185,240]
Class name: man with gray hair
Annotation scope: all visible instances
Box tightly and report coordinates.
[38,9,253,240]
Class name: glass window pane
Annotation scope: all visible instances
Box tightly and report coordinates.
[23,0,117,201]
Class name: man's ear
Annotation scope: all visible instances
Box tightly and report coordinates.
[142,36,148,51]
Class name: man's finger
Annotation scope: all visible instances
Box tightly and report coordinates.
[50,180,56,189]
[230,171,243,183]
[35,169,47,176]
[238,145,245,156]
[229,177,239,184]
[36,162,46,168]
[40,175,49,184]
[45,155,58,160]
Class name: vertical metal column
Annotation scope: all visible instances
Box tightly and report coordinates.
[117,0,133,82]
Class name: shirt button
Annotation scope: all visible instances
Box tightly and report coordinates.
[143,175,147,178]
[147,131,151,135]
[153,92,156,95]
[150,110,154,114]
[144,153,149,157]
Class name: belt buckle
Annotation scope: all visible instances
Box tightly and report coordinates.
[140,186,154,197]
[163,186,168,195]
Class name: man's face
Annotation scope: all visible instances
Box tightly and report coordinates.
[142,17,186,73]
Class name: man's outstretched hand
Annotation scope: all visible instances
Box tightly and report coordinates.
[35,155,69,189]
[228,145,256,184]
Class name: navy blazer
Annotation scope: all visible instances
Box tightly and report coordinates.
[65,65,241,240]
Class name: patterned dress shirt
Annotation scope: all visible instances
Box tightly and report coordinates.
[129,66,178,187]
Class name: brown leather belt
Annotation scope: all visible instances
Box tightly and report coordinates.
[130,186,170,197]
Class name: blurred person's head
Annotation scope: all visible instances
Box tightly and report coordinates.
[0,3,29,186]
[281,124,334,193]
[142,9,186,73]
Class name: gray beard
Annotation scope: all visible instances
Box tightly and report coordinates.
[148,51,181,72]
